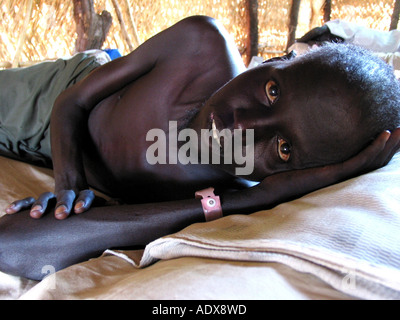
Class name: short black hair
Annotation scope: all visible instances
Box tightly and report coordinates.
[299,43,400,137]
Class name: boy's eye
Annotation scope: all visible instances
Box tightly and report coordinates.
[265,80,280,105]
[278,138,291,162]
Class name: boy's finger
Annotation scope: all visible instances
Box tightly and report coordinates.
[74,190,95,214]
[30,192,55,219]
[6,197,35,214]
[55,190,76,220]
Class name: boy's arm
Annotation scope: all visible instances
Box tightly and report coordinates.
[0,198,206,280]
[4,46,159,219]
[42,31,165,219]
[6,17,205,219]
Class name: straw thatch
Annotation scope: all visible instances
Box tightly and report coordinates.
[0,0,398,68]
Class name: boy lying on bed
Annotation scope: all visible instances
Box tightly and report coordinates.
[1,16,400,280]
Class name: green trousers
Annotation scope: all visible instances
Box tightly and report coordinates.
[0,52,103,167]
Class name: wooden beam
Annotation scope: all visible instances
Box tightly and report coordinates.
[111,0,134,52]
[245,0,259,66]
[123,0,141,48]
[73,0,112,52]
[286,0,301,52]
[323,0,332,24]
[390,0,400,30]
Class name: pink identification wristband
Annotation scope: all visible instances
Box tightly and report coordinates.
[195,187,223,222]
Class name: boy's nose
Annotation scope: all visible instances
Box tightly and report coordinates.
[233,107,277,132]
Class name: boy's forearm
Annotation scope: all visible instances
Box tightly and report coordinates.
[0,199,205,280]
[0,176,337,281]
[0,183,305,280]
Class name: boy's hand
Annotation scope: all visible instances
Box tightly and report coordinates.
[257,128,400,206]
[5,189,97,219]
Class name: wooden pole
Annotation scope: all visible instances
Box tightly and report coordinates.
[12,0,33,68]
[286,0,301,52]
[123,0,141,48]
[245,0,259,66]
[111,0,134,52]
[73,0,112,52]
[390,0,400,30]
[323,0,332,24]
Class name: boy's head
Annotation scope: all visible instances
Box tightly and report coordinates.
[199,43,400,180]
[284,43,400,167]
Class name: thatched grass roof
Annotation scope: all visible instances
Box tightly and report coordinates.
[0,0,397,67]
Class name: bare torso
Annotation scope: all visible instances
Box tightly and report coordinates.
[82,17,247,202]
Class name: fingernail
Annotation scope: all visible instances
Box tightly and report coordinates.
[30,210,42,219]
[5,204,15,214]
[32,205,42,212]
[29,205,43,219]
[74,201,85,214]
[55,205,68,220]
